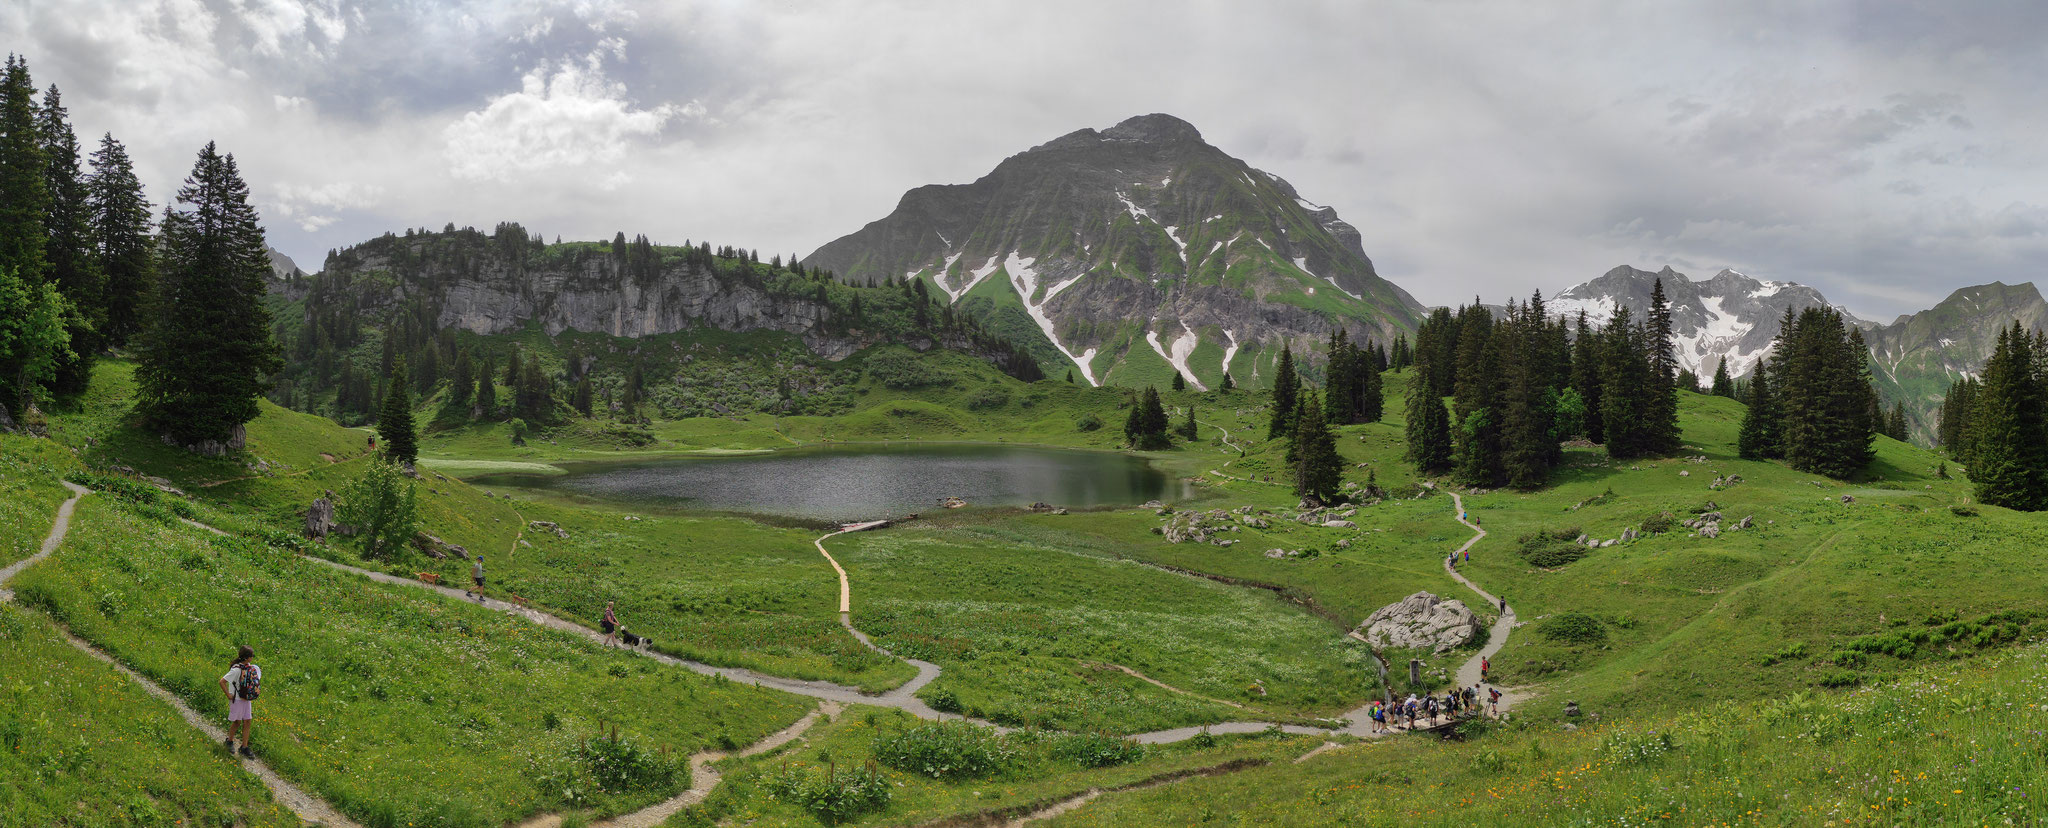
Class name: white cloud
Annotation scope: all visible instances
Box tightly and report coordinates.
[268,181,384,232]
[441,49,690,182]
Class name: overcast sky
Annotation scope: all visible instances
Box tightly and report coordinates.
[6,0,2044,319]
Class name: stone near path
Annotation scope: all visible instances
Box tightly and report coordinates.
[304,497,336,538]
[1358,591,1484,654]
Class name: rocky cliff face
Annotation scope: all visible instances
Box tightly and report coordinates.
[301,229,998,363]
[1864,281,2048,440]
[804,113,1427,389]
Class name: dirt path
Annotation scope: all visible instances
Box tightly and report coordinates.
[1442,492,1522,699]
[5,485,360,827]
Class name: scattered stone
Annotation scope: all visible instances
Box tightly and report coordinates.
[1322,519,1356,529]
[1264,548,1288,558]
[1737,515,1754,529]
[940,496,969,509]
[1338,509,1358,518]
[1235,506,1254,515]
[1358,592,1483,654]
[1678,470,1690,477]
[1213,539,1235,547]
[1240,516,1270,529]
[1335,539,1352,549]
[1619,527,1638,542]
[304,498,336,539]
[1599,539,1617,547]
[1141,500,1165,510]
[1840,495,1855,504]
[528,520,569,539]
[1699,525,1720,539]
[1564,700,1582,717]
[1573,533,1589,545]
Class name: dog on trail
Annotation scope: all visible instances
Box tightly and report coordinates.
[620,628,651,650]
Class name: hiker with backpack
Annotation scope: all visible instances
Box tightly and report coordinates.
[601,601,620,647]
[1488,686,1502,716]
[219,645,261,758]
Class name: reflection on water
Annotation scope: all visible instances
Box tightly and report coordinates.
[468,443,1186,521]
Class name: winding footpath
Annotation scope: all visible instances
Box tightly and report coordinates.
[11,479,1523,827]
[2,485,361,828]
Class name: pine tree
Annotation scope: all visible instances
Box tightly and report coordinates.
[1600,305,1655,459]
[136,142,282,449]
[1358,345,1384,423]
[1066,369,1074,383]
[448,349,473,410]
[1885,402,1909,441]
[1710,361,1734,398]
[0,55,49,287]
[1323,329,1355,424]
[1405,372,1453,473]
[1969,322,2048,510]
[1737,361,1781,459]
[1570,311,1604,443]
[1180,403,1198,441]
[1267,344,1299,439]
[1775,307,1874,477]
[1171,371,1186,392]
[504,346,521,386]
[1220,371,1234,391]
[474,355,497,416]
[1291,390,1342,503]
[1643,278,1682,454]
[1124,386,1170,449]
[378,360,417,465]
[1938,376,1980,462]
[86,134,153,347]
[1451,306,1502,485]
[37,86,101,394]
[572,375,594,416]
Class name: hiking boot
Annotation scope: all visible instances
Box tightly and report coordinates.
[239,745,255,759]
[225,736,235,750]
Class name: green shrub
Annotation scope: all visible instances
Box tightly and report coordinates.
[1048,732,1146,768]
[1816,669,1862,688]
[863,349,947,390]
[964,386,1009,410]
[871,721,1017,780]
[923,686,961,713]
[1538,611,1606,645]
[762,762,892,824]
[1517,527,1588,568]
[1638,512,1676,534]
[1759,641,1810,666]
[1601,728,1676,766]
[1074,413,1103,432]
[1950,505,1978,517]
[570,733,681,793]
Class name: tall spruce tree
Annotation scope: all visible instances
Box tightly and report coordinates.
[1291,390,1343,503]
[1358,343,1384,423]
[1643,278,1682,454]
[37,86,101,394]
[378,360,417,464]
[1570,311,1604,443]
[1405,372,1453,472]
[1267,343,1300,438]
[1180,403,1198,441]
[1774,307,1874,477]
[474,355,497,416]
[85,134,153,347]
[1885,402,1909,441]
[1171,371,1186,392]
[136,142,282,449]
[0,55,48,287]
[1938,375,1980,462]
[1451,306,1504,486]
[1737,361,1782,459]
[1124,386,1170,449]
[1599,305,1656,459]
[1710,361,1734,398]
[1968,322,2048,510]
[1220,371,1233,391]
[1323,329,1356,424]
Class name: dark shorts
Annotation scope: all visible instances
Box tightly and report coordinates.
[473,576,485,588]
[601,620,616,634]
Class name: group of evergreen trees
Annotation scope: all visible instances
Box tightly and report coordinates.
[1262,334,1383,504]
[1736,306,1877,478]
[1938,323,2048,510]
[1404,285,1678,488]
[1,54,275,448]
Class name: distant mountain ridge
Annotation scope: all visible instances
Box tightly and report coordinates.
[1549,265,2044,444]
[805,113,1427,389]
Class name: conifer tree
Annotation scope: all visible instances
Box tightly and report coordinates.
[1220,371,1234,391]
[37,86,101,394]
[1885,402,1909,441]
[1180,403,1198,441]
[1969,322,2048,510]
[1599,305,1655,459]
[1291,390,1343,503]
[1710,361,1734,398]
[474,356,497,416]
[1643,278,1682,453]
[1405,372,1453,473]
[1323,329,1355,424]
[378,360,417,465]
[136,142,282,449]
[86,133,153,347]
[0,55,48,287]
[1358,345,1384,423]
[1066,369,1074,383]
[1938,375,1980,462]
[1124,386,1170,449]
[1773,307,1874,477]
[1171,371,1186,392]
[448,349,473,410]
[1452,306,1503,485]
[1570,311,1604,443]
[1267,343,1299,439]
[1737,361,1781,459]
[572,375,594,416]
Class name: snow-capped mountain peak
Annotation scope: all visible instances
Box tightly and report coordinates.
[1552,265,1839,378]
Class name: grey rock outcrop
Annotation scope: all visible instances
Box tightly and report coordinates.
[304,498,336,538]
[1358,591,1483,654]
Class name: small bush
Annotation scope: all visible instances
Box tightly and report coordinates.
[923,686,961,713]
[1538,611,1606,645]
[1517,527,1589,568]
[1816,669,1862,688]
[1759,641,1810,666]
[871,721,1017,781]
[863,349,948,390]
[1638,512,1676,534]
[762,762,892,824]
[1602,729,1676,766]
[1048,732,1145,768]
[964,386,1009,411]
[1950,505,1978,517]
[571,733,680,792]
[1074,413,1103,432]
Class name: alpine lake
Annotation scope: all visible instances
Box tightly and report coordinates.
[464,442,1189,521]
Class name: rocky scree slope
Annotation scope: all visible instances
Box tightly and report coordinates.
[804,113,1427,389]
[1549,265,1850,380]
[1863,280,2048,440]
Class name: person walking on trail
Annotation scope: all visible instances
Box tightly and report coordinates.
[1489,686,1502,717]
[601,601,620,647]
[1499,597,1507,613]
[1463,549,1470,563]
[220,645,261,758]
[1482,656,1490,680]
[468,554,486,601]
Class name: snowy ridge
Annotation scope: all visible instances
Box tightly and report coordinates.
[1549,295,1616,327]
[1005,252,1098,386]
[1294,255,1361,300]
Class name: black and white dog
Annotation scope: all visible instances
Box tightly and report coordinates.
[620,628,651,649]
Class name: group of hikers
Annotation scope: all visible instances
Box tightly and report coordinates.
[1366,681,1503,732]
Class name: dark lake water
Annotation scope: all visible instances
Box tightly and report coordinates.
[469,443,1187,521]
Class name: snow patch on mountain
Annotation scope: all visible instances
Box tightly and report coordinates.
[1005,252,1098,386]
[1164,225,1188,264]
[1221,329,1241,379]
[1144,320,1208,390]
[1116,191,1151,224]
[1549,295,1616,327]
[1295,255,1361,300]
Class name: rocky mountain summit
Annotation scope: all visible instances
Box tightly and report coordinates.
[1864,281,2048,439]
[805,113,1427,389]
